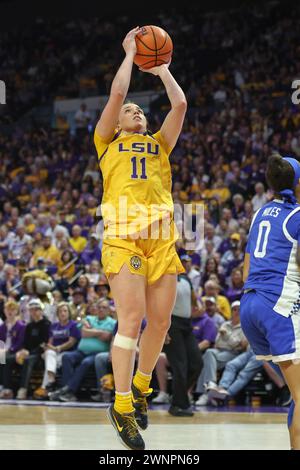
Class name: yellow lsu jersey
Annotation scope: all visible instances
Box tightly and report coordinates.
[94,130,174,237]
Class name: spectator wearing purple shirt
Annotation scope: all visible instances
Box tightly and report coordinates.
[34,302,81,399]
[220,233,244,277]
[0,300,26,398]
[202,297,225,330]
[192,304,217,352]
[0,301,25,353]
[231,194,245,220]
[0,298,50,400]
[35,214,50,237]
[74,205,94,231]
[58,210,73,235]
[224,268,244,304]
[80,233,101,266]
[217,236,232,256]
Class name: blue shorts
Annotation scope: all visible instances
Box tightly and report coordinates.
[240,290,300,363]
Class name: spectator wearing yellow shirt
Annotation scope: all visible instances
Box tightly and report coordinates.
[32,235,61,267]
[24,165,41,185]
[40,191,56,208]
[17,184,32,209]
[202,280,231,320]
[57,249,76,280]
[87,196,98,218]
[209,178,231,204]
[69,225,87,254]
[23,214,36,235]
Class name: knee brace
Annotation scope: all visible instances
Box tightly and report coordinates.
[113,333,138,350]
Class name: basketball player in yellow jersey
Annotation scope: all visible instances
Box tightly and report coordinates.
[94,27,187,450]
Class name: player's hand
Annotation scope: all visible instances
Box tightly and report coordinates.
[122,26,140,56]
[139,62,170,76]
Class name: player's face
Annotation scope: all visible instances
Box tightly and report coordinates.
[119,104,147,133]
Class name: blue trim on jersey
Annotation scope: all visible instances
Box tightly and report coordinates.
[283,157,300,188]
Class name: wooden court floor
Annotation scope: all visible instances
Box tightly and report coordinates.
[0,404,289,450]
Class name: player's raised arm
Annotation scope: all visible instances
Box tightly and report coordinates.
[139,64,187,151]
[95,27,141,141]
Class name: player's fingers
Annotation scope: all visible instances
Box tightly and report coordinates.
[128,26,140,37]
[132,27,142,38]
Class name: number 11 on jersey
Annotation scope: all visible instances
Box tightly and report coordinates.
[131,156,147,180]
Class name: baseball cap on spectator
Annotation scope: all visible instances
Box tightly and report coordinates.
[231,300,240,308]
[205,296,216,304]
[230,233,241,241]
[180,254,192,262]
[90,233,100,240]
[28,298,44,310]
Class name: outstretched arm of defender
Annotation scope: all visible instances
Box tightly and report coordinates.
[95,26,140,141]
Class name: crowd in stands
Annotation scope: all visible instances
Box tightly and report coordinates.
[0,1,299,408]
[1,1,300,126]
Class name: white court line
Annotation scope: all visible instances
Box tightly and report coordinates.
[0,423,289,450]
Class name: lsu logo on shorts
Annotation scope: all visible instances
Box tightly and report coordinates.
[130,256,142,270]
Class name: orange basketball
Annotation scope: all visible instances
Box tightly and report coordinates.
[134,25,173,69]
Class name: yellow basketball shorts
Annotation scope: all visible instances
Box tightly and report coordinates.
[101,222,185,285]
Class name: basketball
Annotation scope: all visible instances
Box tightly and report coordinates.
[134,25,173,69]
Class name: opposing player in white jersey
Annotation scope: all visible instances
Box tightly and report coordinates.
[241,154,300,450]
